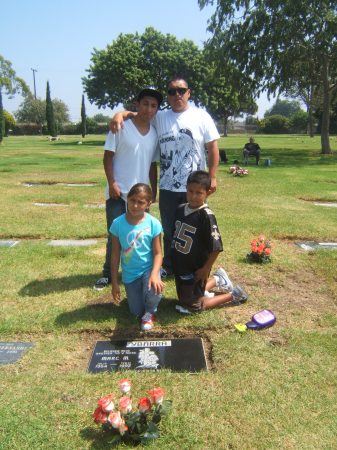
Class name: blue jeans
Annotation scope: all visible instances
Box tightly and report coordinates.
[103,197,126,279]
[159,189,187,271]
[124,269,162,317]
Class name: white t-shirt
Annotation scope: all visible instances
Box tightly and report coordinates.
[104,120,159,200]
[153,106,220,192]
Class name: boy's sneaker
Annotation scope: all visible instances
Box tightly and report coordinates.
[213,268,233,293]
[175,304,192,314]
[232,285,249,305]
[93,277,110,291]
[141,312,155,331]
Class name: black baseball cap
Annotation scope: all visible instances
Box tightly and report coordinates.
[137,86,163,105]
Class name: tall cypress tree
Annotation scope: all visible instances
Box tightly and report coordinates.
[81,94,86,138]
[0,90,4,144]
[46,81,56,137]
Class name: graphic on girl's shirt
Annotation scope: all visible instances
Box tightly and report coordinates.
[123,227,150,261]
[160,128,200,190]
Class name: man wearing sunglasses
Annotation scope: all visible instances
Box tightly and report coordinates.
[110,78,220,277]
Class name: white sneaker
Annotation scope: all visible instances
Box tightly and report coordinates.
[213,268,233,293]
[141,312,155,331]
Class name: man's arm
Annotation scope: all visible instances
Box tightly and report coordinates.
[110,111,137,133]
[103,151,120,199]
[149,162,158,202]
[206,139,220,193]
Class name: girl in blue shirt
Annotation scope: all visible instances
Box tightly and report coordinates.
[110,183,164,331]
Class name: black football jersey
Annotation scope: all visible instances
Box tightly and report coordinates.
[171,203,223,275]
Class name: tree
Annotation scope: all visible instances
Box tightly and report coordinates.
[0,54,30,143]
[81,94,86,138]
[92,113,111,123]
[83,27,206,109]
[3,111,15,136]
[264,99,302,118]
[46,81,57,137]
[199,0,337,154]
[15,96,69,132]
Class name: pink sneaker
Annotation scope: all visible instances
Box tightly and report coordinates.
[141,312,155,331]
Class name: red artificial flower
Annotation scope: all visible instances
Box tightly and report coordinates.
[257,244,265,254]
[138,396,152,413]
[148,387,165,405]
[264,247,271,256]
[119,418,128,435]
[108,411,122,429]
[119,396,132,414]
[97,394,114,412]
[118,379,132,394]
[93,406,108,424]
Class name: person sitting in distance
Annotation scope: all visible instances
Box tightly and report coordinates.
[243,137,261,165]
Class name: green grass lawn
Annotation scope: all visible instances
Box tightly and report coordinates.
[0,134,336,449]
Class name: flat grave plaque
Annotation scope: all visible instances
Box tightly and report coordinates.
[0,342,33,364]
[314,202,337,208]
[0,240,19,248]
[296,241,337,250]
[88,338,207,373]
[48,239,97,247]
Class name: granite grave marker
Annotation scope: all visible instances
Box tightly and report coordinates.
[88,338,207,373]
[0,342,33,364]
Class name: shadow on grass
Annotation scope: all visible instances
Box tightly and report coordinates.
[224,147,337,168]
[19,274,101,297]
[54,294,182,330]
[80,427,115,450]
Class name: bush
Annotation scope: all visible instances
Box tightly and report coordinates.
[262,115,289,134]
[289,111,309,133]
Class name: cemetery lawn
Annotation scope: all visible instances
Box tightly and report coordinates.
[0,134,337,449]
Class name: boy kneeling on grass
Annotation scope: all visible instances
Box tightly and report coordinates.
[171,170,248,314]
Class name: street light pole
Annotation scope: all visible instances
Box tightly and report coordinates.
[31,68,37,99]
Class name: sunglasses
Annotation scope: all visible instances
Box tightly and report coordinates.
[167,87,189,96]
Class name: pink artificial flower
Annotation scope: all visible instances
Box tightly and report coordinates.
[118,379,132,394]
[258,234,266,243]
[93,407,109,424]
[119,396,132,414]
[138,397,152,413]
[97,394,114,413]
[148,387,165,405]
[119,418,128,435]
[108,411,122,429]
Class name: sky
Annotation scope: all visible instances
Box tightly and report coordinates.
[1,0,274,122]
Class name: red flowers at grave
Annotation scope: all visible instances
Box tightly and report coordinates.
[92,379,172,445]
[229,165,249,176]
[246,234,272,263]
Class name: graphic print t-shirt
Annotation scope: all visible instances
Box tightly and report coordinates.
[154,107,220,192]
[110,213,162,284]
[171,204,223,275]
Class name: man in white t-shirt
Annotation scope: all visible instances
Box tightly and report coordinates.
[94,87,163,290]
[110,78,220,276]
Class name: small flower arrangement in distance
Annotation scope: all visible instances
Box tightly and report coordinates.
[229,165,249,176]
[92,379,172,446]
[246,234,272,263]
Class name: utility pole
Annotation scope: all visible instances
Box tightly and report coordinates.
[31,68,37,99]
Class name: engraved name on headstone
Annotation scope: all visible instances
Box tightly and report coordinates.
[88,338,207,373]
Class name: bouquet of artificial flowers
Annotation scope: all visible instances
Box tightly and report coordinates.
[246,234,272,263]
[229,165,249,176]
[93,379,172,446]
